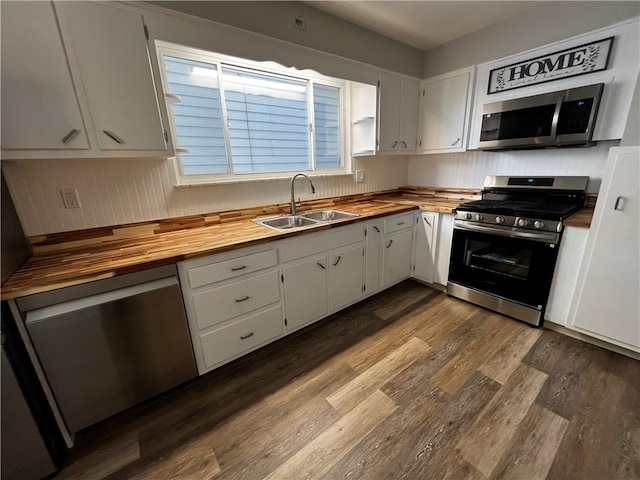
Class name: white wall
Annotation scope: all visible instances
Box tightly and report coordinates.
[2,155,407,237]
[408,141,617,193]
[423,2,640,78]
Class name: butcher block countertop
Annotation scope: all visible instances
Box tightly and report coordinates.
[0,187,595,300]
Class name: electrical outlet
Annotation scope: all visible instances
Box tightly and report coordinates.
[355,170,365,183]
[61,188,81,209]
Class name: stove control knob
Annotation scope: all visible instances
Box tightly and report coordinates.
[517,218,530,227]
[495,216,505,225]
[465,213,472,220]
[534,220,545,229]
[475,214,484,221]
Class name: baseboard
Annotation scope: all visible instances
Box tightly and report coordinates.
[544,322,640,361]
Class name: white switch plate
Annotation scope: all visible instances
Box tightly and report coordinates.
[355,170,365,183]
[61,188,81,209]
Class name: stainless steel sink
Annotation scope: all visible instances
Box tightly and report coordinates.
[300,209,358,222]
[253,209,359,232]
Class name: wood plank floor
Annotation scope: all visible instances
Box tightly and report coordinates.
[54,280,640,480]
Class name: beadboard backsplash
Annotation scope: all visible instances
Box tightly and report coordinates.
[408,141,617,193]
[2,155,408,237]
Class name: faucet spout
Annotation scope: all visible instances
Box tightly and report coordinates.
[290,173,316,215]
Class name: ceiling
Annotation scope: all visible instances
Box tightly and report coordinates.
[302,1,540,51]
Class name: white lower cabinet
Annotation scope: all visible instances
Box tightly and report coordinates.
[282,256,329,331]
[569,146,640,352]
[382,213,415,288]
[412,211,439,283]
[434,213,455,286]
[178,245,283,374]
[281,224,364,332]
[364,220,384,296]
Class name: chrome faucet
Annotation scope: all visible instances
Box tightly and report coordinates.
[290,172,316,215]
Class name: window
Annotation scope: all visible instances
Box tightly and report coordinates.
[158,44,348,184]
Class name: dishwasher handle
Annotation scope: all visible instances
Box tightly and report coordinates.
[25,276,179,325]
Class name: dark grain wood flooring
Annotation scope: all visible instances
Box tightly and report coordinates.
[53,281,640,480]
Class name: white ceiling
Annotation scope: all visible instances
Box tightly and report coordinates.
[303,1,540,51]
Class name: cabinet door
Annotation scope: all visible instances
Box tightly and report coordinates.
[365,221,384,296]
[1,1,89,150]
[571,147,640,350]
[434,214,454,285]
[283,257,328,331]
[329,245,364,311]
[56,2,166,151]
[413,212,438,283]
[399,77,419,152]
[382,228,414,287]
[377,73,402,153]
[418,69,472,153]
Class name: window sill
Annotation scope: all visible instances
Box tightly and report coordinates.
[174,171,355,188]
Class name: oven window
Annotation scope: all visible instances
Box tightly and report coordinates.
[464,240,532,280]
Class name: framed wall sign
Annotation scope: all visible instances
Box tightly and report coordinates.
[488,36,614,94]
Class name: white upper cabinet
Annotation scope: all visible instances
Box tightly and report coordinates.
[1,1,171,159]
[418,67,474,154]
[1,2,90,151]
[377,73,419,154]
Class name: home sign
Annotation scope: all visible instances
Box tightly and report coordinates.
[488,37,614,94]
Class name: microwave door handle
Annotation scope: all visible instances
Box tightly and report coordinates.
[549,95,563,142]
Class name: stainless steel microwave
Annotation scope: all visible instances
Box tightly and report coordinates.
[478,83,604,150]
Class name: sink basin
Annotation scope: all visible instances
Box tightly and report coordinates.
[257,215,317,230]
[253,209,359,232]
[300,209,358,222]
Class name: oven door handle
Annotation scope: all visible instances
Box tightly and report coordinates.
[454,222,559,243]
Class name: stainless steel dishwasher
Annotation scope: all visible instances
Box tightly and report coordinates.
[17,265,197,433]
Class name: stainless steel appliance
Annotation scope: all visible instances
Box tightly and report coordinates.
[447,175,588,326]
[17,265,198,433]
[478,83,603,150]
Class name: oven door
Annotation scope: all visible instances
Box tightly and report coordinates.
[447,226,560,325]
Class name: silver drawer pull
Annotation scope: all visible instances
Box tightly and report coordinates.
[235,296,250,303]
[333,256,341,266]
[61,129,79,144]
[397,222,405,226]
[391,140,398,148]
[240,332,254,340]
[614,196,626,211]
[231,265,247,272]
[451,137,461,146]
[401,141,408,148]
[386,240,393,248]
[423,217,431,227]
[316,262,326,270]
[373,226,380,233]
[103,130,125,144]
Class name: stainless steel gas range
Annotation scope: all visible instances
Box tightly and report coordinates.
[447,175,588,327]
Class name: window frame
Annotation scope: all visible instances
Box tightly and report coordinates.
[156,41,351,186]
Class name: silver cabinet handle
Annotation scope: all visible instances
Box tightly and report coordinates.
[397,222,405,226]
[373,226,380,233]
[103,130,125,144]
[240,332,254,340]
[423,217,431,227]
[332,256,341,266]
[316,262,326,270]
[61,129,79,144]
[235,296,250,303]
[614,196,626,211]
[386,240,393,248]
[391,140,398,148]
[401,141,408,148]
[451,137,461,146]
[231,265,247,272]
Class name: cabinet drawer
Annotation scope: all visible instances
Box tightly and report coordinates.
[192,271,280,330]
[187,249,278,289]
[200,305,283,368]
[384,212,415,234]
[281,224,364,262]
